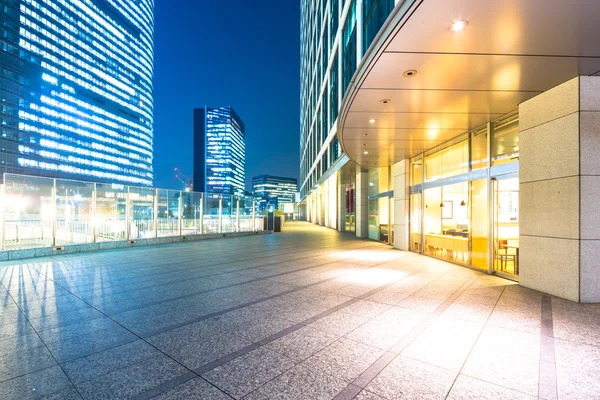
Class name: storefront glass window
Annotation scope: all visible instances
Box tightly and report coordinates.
[491,113,519,166]
[424,134,468,182]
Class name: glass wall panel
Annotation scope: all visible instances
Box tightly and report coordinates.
[491,114,519,166]
[424,134,468,181]
[222,195,236,233]
[95,183,127,242]
[470,125,488,170]
[55,179,94,245]
[182,191,204,235]
[4,174,54,249]
[368,167,391,242]
[128,186,154,239]
[409,192,421,252]
[156,189,180,237]
[204,194,221,234]
[470,178,488,270]
[493,177,519,275]
[410,155,423,185]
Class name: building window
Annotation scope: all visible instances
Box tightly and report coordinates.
[362,0,395,53]
[329,53,339,130]
[330,0,339,52]
[342,0,357,96]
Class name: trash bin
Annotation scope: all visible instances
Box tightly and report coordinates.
[274,216,282,232]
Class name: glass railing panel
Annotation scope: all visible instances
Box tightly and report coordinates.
[157,189,180,237]
[55,178,94,245]
[129,186,155,239]
[95,183,128,242]
[3,174,54,250]
[202,194,220,234]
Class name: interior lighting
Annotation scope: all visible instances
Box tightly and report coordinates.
[449,20,468,32]
[364,151,369,155]
[369,119,376,124]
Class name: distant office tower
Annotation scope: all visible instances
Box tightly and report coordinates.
[193,106,245,195]
[0,0,155,185]
[252,174,297,211]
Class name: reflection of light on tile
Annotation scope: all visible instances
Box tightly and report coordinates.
[338,268,407,286]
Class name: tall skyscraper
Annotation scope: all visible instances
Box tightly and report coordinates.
[0,0,154,185]
[193,106,245,195]
[252,174,297,211]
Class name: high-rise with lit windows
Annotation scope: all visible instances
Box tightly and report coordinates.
[0,0,154,185]
[193,106,245,195]
[301,0,600,303]
[252,174,297,212]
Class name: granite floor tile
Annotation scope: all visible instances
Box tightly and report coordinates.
[150,377,230,400]
[266,325,339,362]
[462,325,540,396]
[302,337,385,382]
[402,316,483,371]
[0,344,57,382]
[447,375,536,399]
[203,347,295,399]
[354,390,387,400]
[147,330,252,370]
[308,310,369,336]
[61,339,161,384]
[0,365,74,400]
[243,364,347,400]
[365,355,457,400]
[75,354,189,400]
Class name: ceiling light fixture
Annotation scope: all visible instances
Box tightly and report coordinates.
[363,133,370,136]
[449,20,468,32]
[369,119,376,124]
[364,151,369,155]
[403,70,417,77]
[379,99,391,104]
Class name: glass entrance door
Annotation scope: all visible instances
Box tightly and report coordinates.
[409,191,422,252]
[492,175,519,276]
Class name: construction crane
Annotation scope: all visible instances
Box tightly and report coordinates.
[174,168,193,191]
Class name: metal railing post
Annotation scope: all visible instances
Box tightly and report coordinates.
[92,183,97,243]
[0,184,5,251]
[218,197,223,234]
[51,179,57,247]
[125,187,130,240]
[236,198,240,232]
[178,192,183,237]
[252,200,256,231]
[199,196,204,234]
[153,189,158,238]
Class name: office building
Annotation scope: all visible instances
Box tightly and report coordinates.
[252,174,297,211]
[193,106,245,195]
[300,0,600,302]
[0,0,154,185]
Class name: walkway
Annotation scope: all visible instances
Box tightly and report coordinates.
[0,222,598,399]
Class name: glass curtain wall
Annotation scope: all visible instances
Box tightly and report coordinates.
[368,166,392,243]
[409,112,519,278]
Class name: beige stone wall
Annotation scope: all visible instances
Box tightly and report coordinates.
[519,76,600,303]
[355,170,369,238]
[393,160,409,251]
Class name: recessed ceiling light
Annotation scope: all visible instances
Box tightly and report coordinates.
[449,20,468,32]
[402,70,417,77]
[362,143,367,147]
[369,119,376,124]
[363,133,370,136]
[379,99,391,104]
[364,151,369,155]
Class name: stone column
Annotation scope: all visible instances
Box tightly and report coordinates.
[393,160,409,250]
[355,169,369,238]
[519,76,600,303]
[337,180,347,232]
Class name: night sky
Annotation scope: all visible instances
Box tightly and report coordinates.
[153,1,301,191]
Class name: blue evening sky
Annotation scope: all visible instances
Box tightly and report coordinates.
[153,1,301,190]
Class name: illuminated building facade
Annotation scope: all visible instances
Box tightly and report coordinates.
[193,106,245,195]
[0,0,154,185]
[301,0,600,303]
[252,174,297,211]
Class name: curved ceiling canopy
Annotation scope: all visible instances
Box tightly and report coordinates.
[339,0,600,168]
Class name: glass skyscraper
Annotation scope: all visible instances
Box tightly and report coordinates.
[193,106,245,195]
[252,174,297,211]
[299,0,394,200]
[0,0,154,185]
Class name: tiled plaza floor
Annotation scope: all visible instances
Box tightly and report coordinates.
[0,221,599,400]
